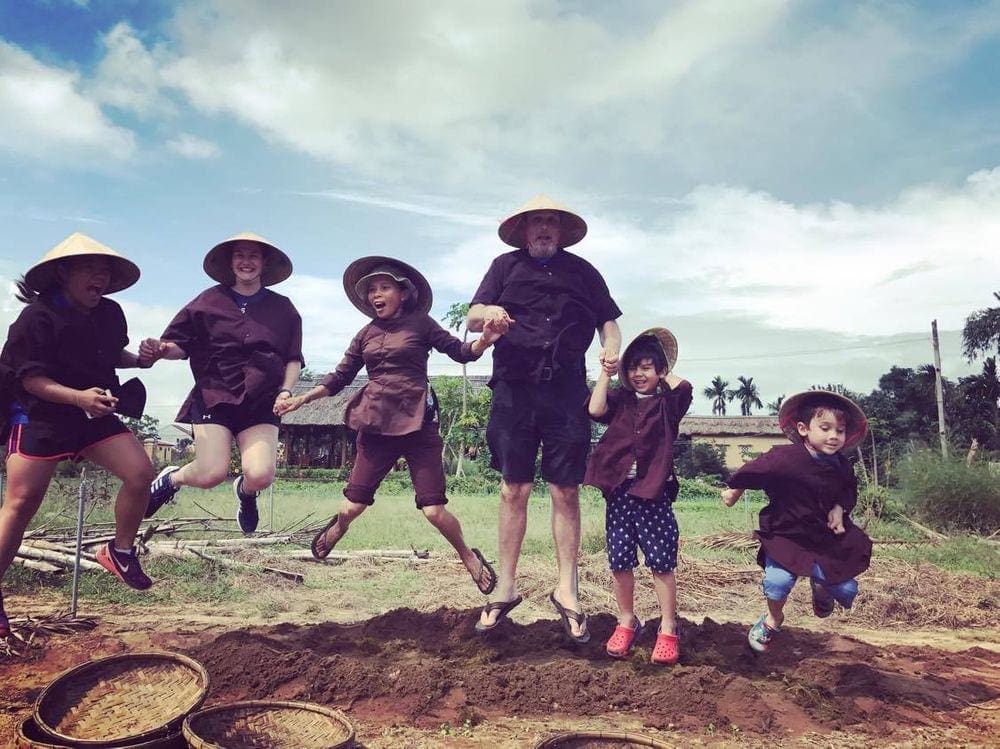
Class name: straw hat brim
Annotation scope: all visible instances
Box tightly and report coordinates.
[498,195,587,249]
[620,327,679,392]
[342,256,433,318]
[203,232,292,286]
[24,233,140,295]
[778,390,869,452]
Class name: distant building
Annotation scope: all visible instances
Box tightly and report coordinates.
[677,415,785,470]
[142,438,176,465]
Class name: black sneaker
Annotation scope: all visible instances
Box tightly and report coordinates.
[147,465,180,518]
[96,543,153,591]
[234,476,259,534]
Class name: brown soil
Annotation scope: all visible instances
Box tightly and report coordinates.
[2,558,999,747]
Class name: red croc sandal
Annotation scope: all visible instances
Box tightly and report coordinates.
[605,619,642,658]
[651,631,679,665]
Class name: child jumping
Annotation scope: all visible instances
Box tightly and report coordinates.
[276,256,505,595]
[0,234,157,637]
[585,328,692,664]
[721,389,872,653]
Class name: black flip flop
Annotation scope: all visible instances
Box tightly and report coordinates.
[311,516,341,560]
[470,548,497,595]
[474,594,523,633]
[549,591,590,644]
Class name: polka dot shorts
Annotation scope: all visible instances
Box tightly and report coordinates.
[605,479,679,573]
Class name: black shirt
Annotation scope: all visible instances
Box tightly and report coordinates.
[471,248,621,385]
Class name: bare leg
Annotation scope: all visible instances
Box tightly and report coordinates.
[549,482,586,638]
[0,456,57,584]
[478,480,530,627]
[317,498,368,550]
[765,597,786,630]
[81,434,155,550]
[171,424,234,489]
[651,570,677,635]
[235,424,279,493]
[612,569,639,628]
[422,504,476,570]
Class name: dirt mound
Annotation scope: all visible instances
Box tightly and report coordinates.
[185,607,1000,740]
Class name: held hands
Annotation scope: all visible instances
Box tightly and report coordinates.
[274,393,306,416]
[827,504,846,534]
[721,488,743,507]
[598,348,619,376]
[479,318,508,347]
[76,387,117,418]
[482,306,514,333]
[138,338,169,368]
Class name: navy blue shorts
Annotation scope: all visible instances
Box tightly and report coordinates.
[605,479,679,573]
[182,390,280,435]
[7,413,129,462]
[486,377,591,485]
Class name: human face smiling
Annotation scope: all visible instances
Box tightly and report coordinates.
[524,211,561,259]
[796,408,847,455]
[627,358,664,395]
[230,243,265,288]
[367,275,410,319]
[59,256,112,311]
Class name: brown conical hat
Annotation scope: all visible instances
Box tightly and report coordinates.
[498,194,587,249]
[342,256,433,318]
[778,389,869,452]
[24,233,140,294]
[203,232,292,286]
[620,327,679,392]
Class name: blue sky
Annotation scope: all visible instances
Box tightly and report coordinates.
[2,0,999,429]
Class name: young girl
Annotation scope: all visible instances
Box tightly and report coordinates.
[0,234,157,636]
[276,256,504,594]
[585,328,692,664]
[140,233,303,533]
[722,390,872,653]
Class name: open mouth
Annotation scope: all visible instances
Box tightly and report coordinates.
[372,301,387,312]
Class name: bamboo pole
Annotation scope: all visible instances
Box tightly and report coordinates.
[17,546,102,571]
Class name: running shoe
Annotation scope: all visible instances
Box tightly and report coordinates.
[146,465,180,518]
[234,476,259,534]
[748,615,781,653]
[96,543,153,591]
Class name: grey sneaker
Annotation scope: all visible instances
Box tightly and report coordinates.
[146,466,180,518]
[234,476,259,534]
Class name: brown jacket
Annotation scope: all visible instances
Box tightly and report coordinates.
[584,380,693,500]
[320,312,480,436]
[727,443,872,583]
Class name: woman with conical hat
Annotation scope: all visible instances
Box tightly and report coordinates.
[139,233,303,533]
[276,256,505,595]
[467,195,623,643]
[0,233,158,636]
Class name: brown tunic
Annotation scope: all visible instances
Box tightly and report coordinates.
[727,443,872,583]
[584,380,693,500]
[161,285,304,420]
[320,312,480,436]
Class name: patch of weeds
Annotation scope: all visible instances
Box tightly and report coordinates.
[437,718,475,738]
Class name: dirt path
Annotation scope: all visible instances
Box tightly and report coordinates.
[2,560,999,747]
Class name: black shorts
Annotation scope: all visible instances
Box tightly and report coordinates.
[182,391,280,435]
[6,412,130,462]
[486,377,591,485]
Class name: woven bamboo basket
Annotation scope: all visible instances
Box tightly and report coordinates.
[534,731,673,748]
[33,652,209,747]
[182,700,356,749]
[17,715,187,748]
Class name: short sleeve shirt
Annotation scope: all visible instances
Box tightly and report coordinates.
[471,248,621,384]
[162,285,304,417]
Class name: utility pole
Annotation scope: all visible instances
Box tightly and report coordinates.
[931,320,948,459]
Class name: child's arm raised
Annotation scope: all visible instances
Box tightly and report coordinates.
[588,369,612,419]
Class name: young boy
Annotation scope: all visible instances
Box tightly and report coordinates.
[585,328,692,664]
[721,390,872,653]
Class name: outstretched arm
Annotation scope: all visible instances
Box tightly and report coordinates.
[597,319,621,376]
[275,384,329,416]
[138,338,188,367]
[588,369,612,419]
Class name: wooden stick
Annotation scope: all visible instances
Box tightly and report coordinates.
[281,550,431,562]
[11,557,63,573]
[901,515,949,541]
[16,546,102,571]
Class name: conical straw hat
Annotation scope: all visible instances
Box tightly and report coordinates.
[778,390,869,452]
[620,327,679,392]
[342,256,433,317]
[498,194,587,249]
[203,232,293,286]
[24,233,140,294]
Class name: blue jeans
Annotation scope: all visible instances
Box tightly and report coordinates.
[762,556,858,608]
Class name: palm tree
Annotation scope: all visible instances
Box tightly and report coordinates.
[766,394,785,415]
[727,376,763,416]
[702,376,729,415]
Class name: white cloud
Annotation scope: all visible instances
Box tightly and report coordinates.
[0,40,136,162]
[166,133,221,159]
[89,22,172,117]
